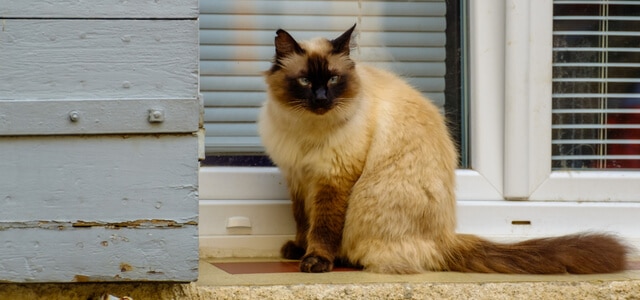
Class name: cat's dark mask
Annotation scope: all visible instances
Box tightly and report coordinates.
[267,24,358,115]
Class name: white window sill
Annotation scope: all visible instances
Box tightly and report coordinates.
[198,167,640,258]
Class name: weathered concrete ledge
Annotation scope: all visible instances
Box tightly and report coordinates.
[1,280,640,300]
[2,260,639,299]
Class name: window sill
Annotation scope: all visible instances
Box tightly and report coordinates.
[199,198,640,258]
[3,258,638,298]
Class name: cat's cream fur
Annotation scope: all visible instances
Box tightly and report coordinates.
[258,25,628,274]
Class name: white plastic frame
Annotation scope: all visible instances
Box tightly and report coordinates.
[199,0,506,203]
[502,0,640,202]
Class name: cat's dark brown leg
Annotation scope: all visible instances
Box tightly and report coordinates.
[300,184,348,273]
[281,190,308,260]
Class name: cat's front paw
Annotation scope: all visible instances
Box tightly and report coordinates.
[281,240,305,260]
[300,254,333,273]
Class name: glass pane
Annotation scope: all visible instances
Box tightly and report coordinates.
[201,0,469,168]
[552,1,640,170]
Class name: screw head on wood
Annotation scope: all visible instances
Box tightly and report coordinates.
[148,109,165,123]
[69,111,80,122]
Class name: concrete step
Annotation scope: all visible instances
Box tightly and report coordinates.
[2,258,639,299]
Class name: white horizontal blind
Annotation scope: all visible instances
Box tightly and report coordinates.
[200,0,447,154]
[552,0,640,170]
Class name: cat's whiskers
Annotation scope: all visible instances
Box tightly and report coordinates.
[332,98,355,113]
[287,101,309,118]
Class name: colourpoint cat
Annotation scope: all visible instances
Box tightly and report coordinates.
[258,24,628,274]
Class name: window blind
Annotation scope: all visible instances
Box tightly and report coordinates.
[552,0,640,170]
[200,0,447,154]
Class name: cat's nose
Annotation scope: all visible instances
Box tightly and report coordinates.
[315,88,328,100]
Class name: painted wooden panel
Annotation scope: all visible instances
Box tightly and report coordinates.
[0,19,198,101]
[0,134,199,282]
[1,0,200,283]
[0,135,198,222]
[0,99,201,135]
[0,0,198,18]
[0,226,198,282]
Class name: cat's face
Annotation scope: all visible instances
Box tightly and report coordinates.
[265,25,360,115]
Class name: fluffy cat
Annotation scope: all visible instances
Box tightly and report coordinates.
[258,24,629,274]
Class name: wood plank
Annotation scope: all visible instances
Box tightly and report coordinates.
[0,226,197,282]
[0,135,198,222]
[0,0,197,18]
[0,99,201,135]
[0,20,198,101]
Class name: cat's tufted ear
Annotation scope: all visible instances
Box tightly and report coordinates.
[274,29,304,60]
[331,24,357,56]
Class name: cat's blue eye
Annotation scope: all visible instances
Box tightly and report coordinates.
[328,75,340,85]
[297,77,311,86]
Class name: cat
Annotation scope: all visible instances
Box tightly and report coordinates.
[258,24,629,274]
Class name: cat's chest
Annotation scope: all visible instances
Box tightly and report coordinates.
[283,132,353,174]
[270,125,366,180]
[259,102,370,180]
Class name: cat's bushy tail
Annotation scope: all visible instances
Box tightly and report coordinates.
[444,233,629,274]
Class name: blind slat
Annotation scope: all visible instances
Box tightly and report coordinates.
[205,123,258,137]
[201,61,446,77]
[200,76,448,91]
[200,15,446,32]
[553,109,640,114]
[552,155,640,160]
[206,137,264,153]
[553,139,640,145]
[554,16,640,21]
[204,94,446,123]
[200,30,446,47]
[202,76,447,94]
[555,1,640,4]
[552,124,640,129]
[553,63,640,68]
[201,77,265,92]
[202,92,444,109]
[553,93,640,98]
[553,47,640,52]
[201,1,445,17]
[554,31,640,37]
[205,108,261,123]
[202,92,265,107]
[201,45,446,62]
[553,78,640,83]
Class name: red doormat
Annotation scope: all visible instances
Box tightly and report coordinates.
[213,260,640,275]
[212,261,360,275]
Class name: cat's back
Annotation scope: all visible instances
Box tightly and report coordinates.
[350,62,457,191]
[356,64,442,117]
[355,64,447,140]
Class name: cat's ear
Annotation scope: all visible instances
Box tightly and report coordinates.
[274,29,304,60]
[331,24,357,56]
